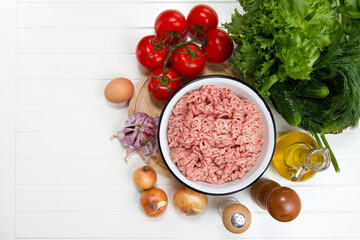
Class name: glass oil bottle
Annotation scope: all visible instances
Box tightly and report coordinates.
[272,132,331,182]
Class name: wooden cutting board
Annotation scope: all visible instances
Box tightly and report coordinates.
[128,62,239,178]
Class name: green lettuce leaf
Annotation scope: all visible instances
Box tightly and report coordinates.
[224,0,341,97]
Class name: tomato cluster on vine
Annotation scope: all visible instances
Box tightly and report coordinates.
[135,4,234,102]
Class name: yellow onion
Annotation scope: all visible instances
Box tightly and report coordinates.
[173,186,208,216]
[133,166,157,190]
[140,188,168,217]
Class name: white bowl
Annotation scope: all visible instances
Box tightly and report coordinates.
[158,75,276,195]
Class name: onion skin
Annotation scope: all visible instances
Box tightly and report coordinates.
[173,186,208,216]
[140,188,168,217]
[133,166,157,190]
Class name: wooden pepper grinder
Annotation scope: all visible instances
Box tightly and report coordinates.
[251,178,301,222]
[219,198,252,234]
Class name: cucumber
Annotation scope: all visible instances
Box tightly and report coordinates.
[297,97,346,134]
[297,97,327,121]
[294,81,329,98]
[297,97,328,133]
[269,81,302,126]
[321,121,347,134]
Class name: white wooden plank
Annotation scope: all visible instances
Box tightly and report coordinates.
[16,80,113,106]
[16,54,145,80]
[16,158,360,186]
[17,2,240,28]
[15,185,360,213]
[79,238,356,240]
[16,133,123,159]
[16,106,129,132]
[16,26,228,54]
[17,28,152,54]
[16,157,177,186]
[16,79,139,106]
[16,185,179,213]
[80,239,360,240]
[16,132,360,160]
[324,133,360,164]
[15,212,360,238]
[18,0,237,2]
[18,239,75,240]
[11,1,360,239]
[0,0,16,239]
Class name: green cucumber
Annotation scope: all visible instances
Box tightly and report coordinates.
[297,97,346,134]
[297,97,327,121]
[297,97,328,133]
[269,81,302,126]
[294,81,329,99]
[321,121,347,134]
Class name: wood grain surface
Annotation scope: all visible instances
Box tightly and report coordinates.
[2,1,360,239]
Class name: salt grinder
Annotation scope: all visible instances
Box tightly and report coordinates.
[219,198,251,234]
[251,178,301,222]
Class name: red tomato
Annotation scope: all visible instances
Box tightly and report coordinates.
[187,5,218,38]
[203,28,234,63]
[170,43,205,78]
[148,68,182,101]
[136,35,169,70]
[154,9,188,43]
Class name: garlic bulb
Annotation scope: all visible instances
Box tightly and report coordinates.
[116,112,159,162]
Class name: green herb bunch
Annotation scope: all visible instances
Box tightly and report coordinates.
[224,0,360,172]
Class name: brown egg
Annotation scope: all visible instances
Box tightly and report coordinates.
[104,77,134,103]
[266,186,301,222]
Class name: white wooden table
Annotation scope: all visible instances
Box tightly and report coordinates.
[1,0,360,239]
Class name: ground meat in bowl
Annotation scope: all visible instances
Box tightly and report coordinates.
[167,85,263,184]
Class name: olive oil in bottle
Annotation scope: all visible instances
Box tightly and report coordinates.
[272,132,331,182]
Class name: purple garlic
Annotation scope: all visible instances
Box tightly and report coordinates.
[116,112,159,162]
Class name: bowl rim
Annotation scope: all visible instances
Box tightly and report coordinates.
[157,75,276,195]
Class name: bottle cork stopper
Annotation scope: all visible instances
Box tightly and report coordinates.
[222,203,251,234]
